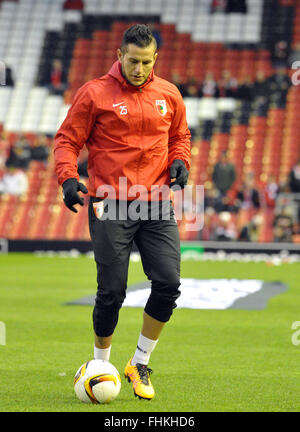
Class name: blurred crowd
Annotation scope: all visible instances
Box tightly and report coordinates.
[211,0,248,14]
[171,67,290,105]
[199,152,300,243]
[166,27,300,243]
[0,129,50,197]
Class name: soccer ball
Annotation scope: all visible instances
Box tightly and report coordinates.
[74,359,121,404]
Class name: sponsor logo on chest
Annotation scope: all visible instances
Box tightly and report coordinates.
[113,102,128,115]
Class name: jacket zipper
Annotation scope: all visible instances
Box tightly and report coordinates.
[136,88,145,186]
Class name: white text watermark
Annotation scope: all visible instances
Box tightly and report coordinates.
[94,178,204,231]
[291,321,300,346]
[0,321,6,345]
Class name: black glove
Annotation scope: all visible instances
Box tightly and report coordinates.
[62,178,88,213]
[169,159,189,189]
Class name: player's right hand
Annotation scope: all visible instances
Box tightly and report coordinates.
[62,178,88,213]
[169,159,189,189]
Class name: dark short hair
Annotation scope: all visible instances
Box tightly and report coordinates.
[121,24,157,52]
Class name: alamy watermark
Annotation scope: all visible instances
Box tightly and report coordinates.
[291,321,300,346]
[94,177,204,231]
[291,62,300,86]
[0,321,6,345]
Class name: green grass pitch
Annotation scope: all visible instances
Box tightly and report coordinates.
[0,252,300,412]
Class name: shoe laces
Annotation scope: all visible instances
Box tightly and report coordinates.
[136,363,153,386]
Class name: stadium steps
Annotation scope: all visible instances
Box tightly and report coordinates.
[21,88,49,133]
[0,1,275,128]
[0,0,299,242]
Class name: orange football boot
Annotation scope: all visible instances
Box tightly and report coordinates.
[124,359,155,400]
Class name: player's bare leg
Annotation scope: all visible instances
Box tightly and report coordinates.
[141,311,165,340]
[94,333,112,361]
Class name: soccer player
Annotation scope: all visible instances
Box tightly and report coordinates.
[54,24,191,400]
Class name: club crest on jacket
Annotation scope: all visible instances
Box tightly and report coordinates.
[93,201,104,220]
[156,100,167,116]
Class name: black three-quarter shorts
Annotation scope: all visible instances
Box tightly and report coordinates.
[88,197,181,337]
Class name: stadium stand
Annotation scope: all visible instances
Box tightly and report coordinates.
[0,0,300,245]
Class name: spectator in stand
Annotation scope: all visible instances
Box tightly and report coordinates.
[204,184,236,213]
[288,42,300,68]
[239,214,263,242]
[201,207,217,241]
[0,130,9,174]
[171,72,188,97]
[0,164,28,196]
[288,159,300,224]
[226,0,247,13]
[212,151,236,197]
[273,206,294,242]
[6,133,31,170]
[218,70,238,98]
[211,0,226,13]
[30,134,50,165]
[213,211,237,241]
[263,175,279,208]
[235,173,260,210]
[4,65,14,87]
[272,40,288,68]
[63,0,84,10]
[50,59,66,95]
[199,72,219,98]
[268,66,290,96]
[288,159,300,193]
[236,75,254,102]
[185,76,200,97]
[204,185,222,211]
[252,70,270,104]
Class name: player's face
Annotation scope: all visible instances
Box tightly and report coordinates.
[117,42,158,86]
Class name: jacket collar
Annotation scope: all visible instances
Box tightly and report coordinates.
[108,60,154,90]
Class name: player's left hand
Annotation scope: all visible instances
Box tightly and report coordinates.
[169,159,189,189]
[62,178,88,213]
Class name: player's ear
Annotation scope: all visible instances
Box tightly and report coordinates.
[117,48,123,62]
[153,51,158,65]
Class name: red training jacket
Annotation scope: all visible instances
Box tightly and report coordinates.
[54,61,191,200]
